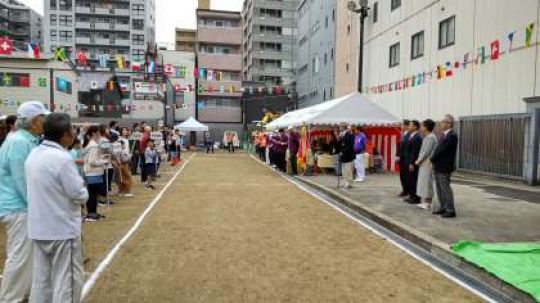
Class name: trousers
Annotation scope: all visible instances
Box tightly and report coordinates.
[30,237,83,303]
[0,213,33,303]
[354,153,365,181]
[435,172,456,213]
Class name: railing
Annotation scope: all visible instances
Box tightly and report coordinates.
[458,113,531,179]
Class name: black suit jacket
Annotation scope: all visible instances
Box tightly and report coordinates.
[431,130,458,174]
[398,132,410,164]
[406,133,423,167]
[340,131,356,163]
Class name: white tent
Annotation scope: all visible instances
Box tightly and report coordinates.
[266,93,400,130]
[174,117,209,132]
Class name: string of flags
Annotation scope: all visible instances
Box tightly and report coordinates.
[367,22,537,94]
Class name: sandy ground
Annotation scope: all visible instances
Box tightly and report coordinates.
[85,153,482,302]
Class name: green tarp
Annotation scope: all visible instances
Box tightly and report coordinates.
[452,241,540,302]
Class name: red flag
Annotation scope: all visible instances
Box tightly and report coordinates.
[19,75,30,87]
[0,37,13,56]
[491,40,500,60]
[76,51,87,66]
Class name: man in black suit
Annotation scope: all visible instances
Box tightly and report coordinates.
[405,120,423,204]
[431,115,459,218]
[397,119,411,197]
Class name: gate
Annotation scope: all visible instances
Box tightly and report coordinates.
[458,113,531,179]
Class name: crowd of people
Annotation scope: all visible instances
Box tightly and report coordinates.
[251,114,459,220]
[0,101,184,302]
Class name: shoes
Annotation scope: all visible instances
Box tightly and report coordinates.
[85,213,101,222]
[122,193,135,198]
[98,200,116,205]
[398,192,408,197]
[354,179,365,182]
[418,203,431,210]
[144,184,155,190]
[406,198,421,205]
[441,212,456,218]
[432,209,446,215]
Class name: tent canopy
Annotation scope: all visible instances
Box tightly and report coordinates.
[266,93,400,130]
[174,117,209,132]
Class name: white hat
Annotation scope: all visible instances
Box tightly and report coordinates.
[17,101,50,119]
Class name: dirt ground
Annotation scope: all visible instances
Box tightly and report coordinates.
[85,153,482,302]
[0,159,181,273]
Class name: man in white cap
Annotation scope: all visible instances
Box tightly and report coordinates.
[0,101,49,302]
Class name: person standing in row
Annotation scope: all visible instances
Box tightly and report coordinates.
[118,128,134,198]
[144,140,158,190]
[0,101,48,302]
[83,126,107,222]
[353,126,367,182]
[288,126,300,175]
[139,126,151,183]
[415,119,438,210]
[397,119,411,197]
[404,120,423,204]
[26,113,88,303]
[340,125,356,189]
[431,114,459,218]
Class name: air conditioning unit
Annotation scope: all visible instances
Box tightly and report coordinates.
[90,81,98,90]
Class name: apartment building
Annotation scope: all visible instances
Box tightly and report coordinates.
[196,8,243,133]
[296,0,337,107]
[43,0,155,64]
[241,0,299,89]
[0,0,42,50]
[175,28,196,52]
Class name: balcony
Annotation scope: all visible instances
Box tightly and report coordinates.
[9,14,29,23]
[93,38,110,45]
[198,53,242,71]
[113,39,130,46]
[197,27,242,45]
[115,23,129,31]
[94,7,110,15]
[75,6,91,14]
[94,22,110,30]
[76,36,91,44]
[115,9,130,16]
[76,22,91,29]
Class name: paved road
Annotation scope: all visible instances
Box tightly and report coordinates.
[86,154,481,302]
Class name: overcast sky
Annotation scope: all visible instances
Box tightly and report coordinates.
[18,0,244,45]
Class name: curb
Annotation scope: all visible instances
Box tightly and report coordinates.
[295,177,536,303]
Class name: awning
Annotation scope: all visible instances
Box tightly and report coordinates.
[174,117,209,132]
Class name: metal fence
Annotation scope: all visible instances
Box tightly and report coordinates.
[458,113,531,179]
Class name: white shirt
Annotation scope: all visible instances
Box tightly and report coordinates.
[26,141,89,240]
[444,129,452,136]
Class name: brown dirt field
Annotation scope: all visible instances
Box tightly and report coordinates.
[86,154,482,303]
[0,158,182,273]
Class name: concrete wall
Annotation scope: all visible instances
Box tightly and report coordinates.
[159,50,196,122]
[0,58,79,117]
[363,0,539,120]
[334,1,359,98]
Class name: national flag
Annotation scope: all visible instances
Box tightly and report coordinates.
[98,54,108,68]
[131,61,141,72]
[116,55,125,69]
[507,31,516,53]
[193,68,199,79]
[207,70,214,81]
[76,51,87,66]
[148,61,156,73]
[19,75,30,87]
[54,47,67,61]
[0,37,13,56]
[526,23,535,48]
[445,62,453,77]
[199,68,206,79]
[437,65,445,79]
[164,64,174,76]
[478,46,487,64]
[490,40,500,60]
[27,43,40,59]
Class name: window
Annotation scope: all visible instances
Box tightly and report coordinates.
[132,34,144,45]
[373,2,378,23]
[439,16,455,49]
[59,30,72,42]
[325,16,328,28]
[132,19,144,30]
[331,48,334,60]
[324,53,327,65]
[58,0,72,11]
[347,25,351,35]
[50,30,58,41]
[389,42,400,67]
[131,49,145,61]
[50,14,57,26]
[50,0,56,10]
[391,0,401,11]
[56,77,72,94]
[131,4,144,16]
[0,73,31,87]
[332,9,335,22]
[312,55,319,73]
[411,31,424,60]
[59,15,72,27]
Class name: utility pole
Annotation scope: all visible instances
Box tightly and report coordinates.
[348,0,370,93]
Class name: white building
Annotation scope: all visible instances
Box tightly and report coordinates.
[361,0,540,183]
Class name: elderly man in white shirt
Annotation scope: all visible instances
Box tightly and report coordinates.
[25,113,88,303]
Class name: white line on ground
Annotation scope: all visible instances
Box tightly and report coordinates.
[249,155,496,303]
[81,153,196,301]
